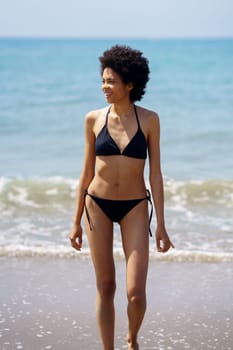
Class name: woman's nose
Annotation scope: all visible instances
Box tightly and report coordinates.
[102,81,108,89]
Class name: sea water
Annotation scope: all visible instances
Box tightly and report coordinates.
[0,38,233,261]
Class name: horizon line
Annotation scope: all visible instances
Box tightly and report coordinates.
[0,35,233,41]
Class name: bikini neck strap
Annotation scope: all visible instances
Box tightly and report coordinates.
[133,104,141,129]
[105,106,111,126]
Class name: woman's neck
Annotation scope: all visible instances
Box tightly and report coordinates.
[110,102,134,119]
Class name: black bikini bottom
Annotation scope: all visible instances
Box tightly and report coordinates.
[84,189,153,237]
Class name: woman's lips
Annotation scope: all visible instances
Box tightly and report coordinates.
[104,92,112,98]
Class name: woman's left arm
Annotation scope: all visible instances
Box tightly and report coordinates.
[147,112,174,253]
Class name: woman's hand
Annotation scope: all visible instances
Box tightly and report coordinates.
[69,223,83,251]
[156,225,174,253]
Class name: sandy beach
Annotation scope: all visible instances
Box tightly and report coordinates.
[0,257,232,350]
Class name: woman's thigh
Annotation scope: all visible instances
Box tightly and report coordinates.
[120,200,149,294]
[84,195,115,283]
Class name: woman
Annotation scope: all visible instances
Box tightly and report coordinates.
[69,45,174,350]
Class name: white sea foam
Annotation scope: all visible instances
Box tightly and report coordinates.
[1,176,232,211]
[0,176,233,259]
[1,244,233,263]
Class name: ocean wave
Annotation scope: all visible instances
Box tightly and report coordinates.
[0,176,78,215]
[165,178,233,209]
[1,244,233,263]
[1,176,232,256]
[1,176,232,214]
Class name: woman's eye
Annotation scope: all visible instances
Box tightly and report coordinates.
[102,79,115,84]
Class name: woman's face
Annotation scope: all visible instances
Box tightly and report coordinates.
[102,67,132,104]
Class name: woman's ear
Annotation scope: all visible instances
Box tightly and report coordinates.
[127,82,133,91]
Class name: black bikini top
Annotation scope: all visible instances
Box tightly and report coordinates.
[95,105,147,159]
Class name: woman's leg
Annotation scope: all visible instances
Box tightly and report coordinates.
[84,196,115,350]
[120,200,149,350]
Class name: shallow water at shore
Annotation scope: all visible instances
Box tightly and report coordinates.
[1,176,233,263]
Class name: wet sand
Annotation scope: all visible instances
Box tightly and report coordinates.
[0,257,232,349]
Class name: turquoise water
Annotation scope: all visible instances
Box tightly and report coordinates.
[0,38,233,260]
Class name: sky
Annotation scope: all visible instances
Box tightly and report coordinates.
[0,0,232,38]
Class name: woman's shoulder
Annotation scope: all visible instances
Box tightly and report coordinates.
[136,105,160,129]
[85,106,109,124]
[136,104,159,118]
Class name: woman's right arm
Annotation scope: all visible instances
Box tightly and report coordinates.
[69,112,96,251]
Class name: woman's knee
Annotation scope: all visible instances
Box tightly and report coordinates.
[127,288,146,307]
[97,279,116,299]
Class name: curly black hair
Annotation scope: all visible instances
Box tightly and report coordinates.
[99,45,150,102]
